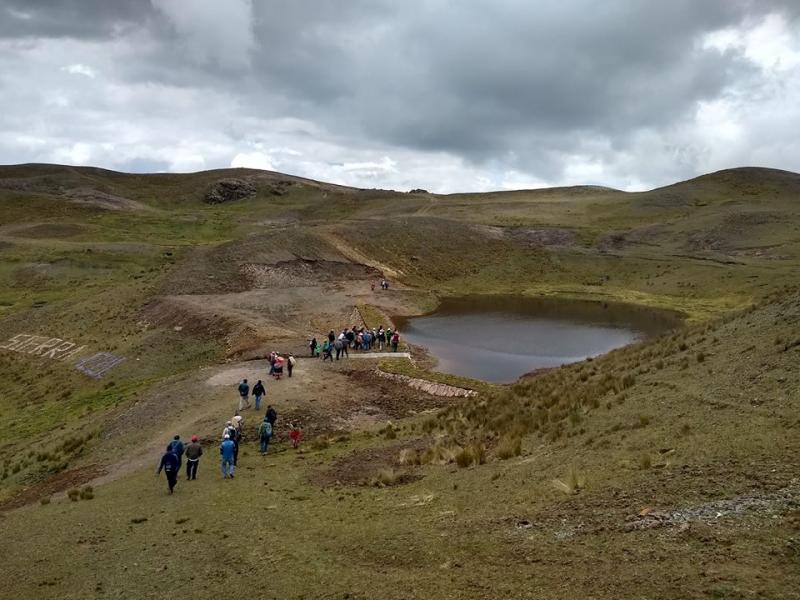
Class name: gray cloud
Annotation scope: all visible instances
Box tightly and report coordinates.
[0,0,798,191]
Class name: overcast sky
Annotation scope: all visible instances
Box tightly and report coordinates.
[1,1,798,192]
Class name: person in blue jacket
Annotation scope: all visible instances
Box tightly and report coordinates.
[220,434,236,479]
[156,445,180,494]
[167,434,185,474]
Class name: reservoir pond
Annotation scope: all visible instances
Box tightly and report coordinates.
[396,296,681,383]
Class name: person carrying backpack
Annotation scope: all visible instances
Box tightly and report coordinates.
[237,379,250,411]
[287,354,296,377]
[322,340,333,362]
[157,445,180,494]
[168,435,185,474]
[252,380,266,411]
[258,417,273,455]
[185,435,203,480]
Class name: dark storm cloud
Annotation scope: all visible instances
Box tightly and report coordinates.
[1,0,799,190]
[0,0,154,39]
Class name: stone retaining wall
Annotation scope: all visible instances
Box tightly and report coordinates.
[375,369,478,398]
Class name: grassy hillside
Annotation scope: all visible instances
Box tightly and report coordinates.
[0,163,798,598]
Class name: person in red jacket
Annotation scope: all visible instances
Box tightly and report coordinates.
[289,423,302,449]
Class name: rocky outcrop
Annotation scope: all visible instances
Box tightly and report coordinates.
[204,179,257,204]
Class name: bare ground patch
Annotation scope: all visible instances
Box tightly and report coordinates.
[0,464,106,512]
[313,438,429,487]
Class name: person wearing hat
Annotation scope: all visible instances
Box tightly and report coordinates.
[185,435,203,480]
[220,434,236,479]
[156,444,180,494]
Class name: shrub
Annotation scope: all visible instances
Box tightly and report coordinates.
[39,496,51,506]
[495,437,522,460]
[67,489,80,502]
[696,352,705,363]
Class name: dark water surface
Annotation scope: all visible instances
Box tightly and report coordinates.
[396,296,681,383]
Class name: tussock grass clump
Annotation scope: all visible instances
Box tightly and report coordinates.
[67,488,80,502]
[495,436,522,460]
[454,443,486,468]
[379,424,398,440]
[552,465,586,495]
[372,468,400,487]
[39,496,51,505]
[421,443,458,466]
[398,448,420,466]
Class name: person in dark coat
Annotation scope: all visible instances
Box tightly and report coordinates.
[252,380,266,411]
[157,445,179,494]
[168,435,185,474]
[184,435,203,481]
[265,405,277,428]
[309,338,317,357]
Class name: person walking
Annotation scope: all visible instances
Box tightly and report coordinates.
[265,404,277,429]
[237,379,250,411]
[287,354,296,377]
[231,415,243,466]
[252,379,266,411]
[220,434,236,479]
[377,326,386,351]
[168,434,185,475]
[156,445,180,494]
[391,330,400,352]
[334,337,343,360]
[258,417,273,455]
[309,338,318,357]
[185,435,203,480]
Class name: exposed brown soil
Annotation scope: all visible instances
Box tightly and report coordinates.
[0,464,106,512]
[313,438,429,487]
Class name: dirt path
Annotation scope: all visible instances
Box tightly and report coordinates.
[6,354,450,510]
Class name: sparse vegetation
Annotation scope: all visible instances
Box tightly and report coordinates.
[552,465,586,495]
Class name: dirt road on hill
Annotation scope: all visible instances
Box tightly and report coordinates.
[2,354,451,510]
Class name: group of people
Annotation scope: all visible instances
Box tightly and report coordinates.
[156,403,303,492]
[309,326,401,361]
[156,433,204,493]
[267,351,296,379]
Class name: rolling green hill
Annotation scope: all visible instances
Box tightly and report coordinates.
[0,164,798,599]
